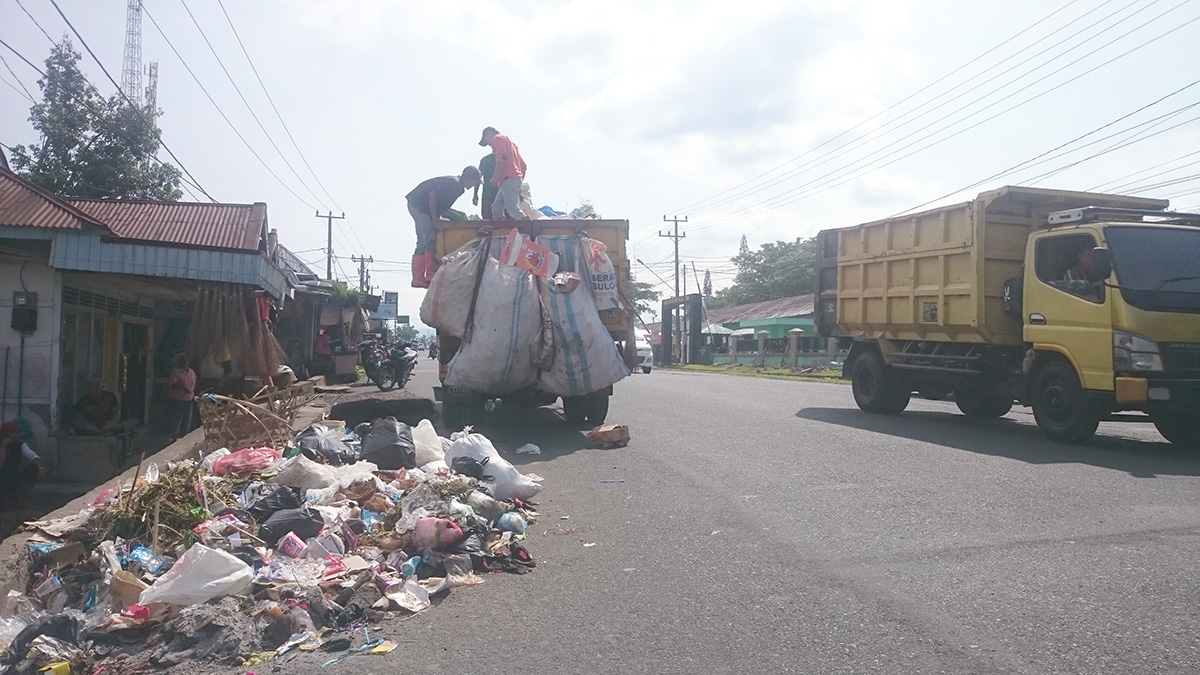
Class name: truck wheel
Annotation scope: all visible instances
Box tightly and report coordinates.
[562,397,588,424]
[954,387,1013,418]
[1153,413,1200,448]
[851,351,910,415]
[1031,361,1100,444]
[586,394,610,424]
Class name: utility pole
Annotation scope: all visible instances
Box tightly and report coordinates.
[660,215,687,364]
[352,255,374,293]
[315,211,345,280]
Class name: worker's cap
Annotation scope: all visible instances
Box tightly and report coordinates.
[1,421,22,437]
[461,165,482,183]
[478,126,498,147]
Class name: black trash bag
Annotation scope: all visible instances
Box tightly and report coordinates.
[358,417,416,470]
[247,485,301,522]
[450,456,493,481]
[295,424,359,465]
[3,613,79,665]
[258,507,325,547]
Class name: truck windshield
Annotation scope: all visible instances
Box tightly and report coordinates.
[1106,225,1200,313]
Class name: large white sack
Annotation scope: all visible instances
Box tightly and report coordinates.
[139,544,253,607]
[445,432,541,501]
[582,237,622,311]
[444,257,541,394]
[420,237,486,338]
[536,235,630,397]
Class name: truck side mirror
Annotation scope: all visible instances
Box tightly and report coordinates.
[1091,247,1112,280]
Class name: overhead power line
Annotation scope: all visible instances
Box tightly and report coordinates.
[14,0,55,44]
[139,2,316,209]
[44,0,218,201]
[0,51,35,101]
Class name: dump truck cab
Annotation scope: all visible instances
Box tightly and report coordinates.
[1020,207,1200,444]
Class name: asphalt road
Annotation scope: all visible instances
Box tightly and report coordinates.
[294,360,1200,675]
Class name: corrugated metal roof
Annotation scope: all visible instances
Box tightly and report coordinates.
[0,169,108,231]
[67,198,267,251]
[706,294,815,324]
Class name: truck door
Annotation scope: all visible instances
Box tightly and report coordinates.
[1024,232,1114,391]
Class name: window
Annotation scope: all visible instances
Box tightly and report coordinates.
[1035,234,1103,303]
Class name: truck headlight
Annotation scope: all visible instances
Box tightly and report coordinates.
[1113,331,1163,373]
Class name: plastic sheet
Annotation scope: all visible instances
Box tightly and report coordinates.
[412,419,445,466]
[139,545,253,607]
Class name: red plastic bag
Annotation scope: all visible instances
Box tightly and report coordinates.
[212,446,280,476]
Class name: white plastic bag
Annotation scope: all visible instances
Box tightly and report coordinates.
[445,432,541,501]
[536,235,630,397]
[270,455,339,492]
[420,237,486,339]
[445,257,541,394]
[199,448,230,472]
[582,238,621,311]
[139,544,253,607]
[412,419,445,466]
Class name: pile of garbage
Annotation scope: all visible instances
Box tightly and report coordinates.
[1,419,542,673]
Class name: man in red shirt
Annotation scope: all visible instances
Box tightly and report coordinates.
[479,126,529,220]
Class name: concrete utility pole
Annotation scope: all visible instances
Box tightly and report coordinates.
[315,211,345,280]
[352,255,374,293]
[660,216,688,364]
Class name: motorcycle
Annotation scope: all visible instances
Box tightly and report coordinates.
[374,341,419,391]
[359,339,386,383]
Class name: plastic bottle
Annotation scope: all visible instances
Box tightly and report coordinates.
[400,555,421,578]
[129,546,167,574]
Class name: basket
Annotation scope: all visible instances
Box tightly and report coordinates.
[196,392,296,453]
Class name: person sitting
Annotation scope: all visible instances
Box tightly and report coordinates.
[71,380,130,436]
[1061,244,1103,300]
[0,421,44,511]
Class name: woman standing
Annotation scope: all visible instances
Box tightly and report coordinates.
[166,353,197,440]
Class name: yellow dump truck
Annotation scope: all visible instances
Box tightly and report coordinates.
[431,219,636,428]
[816,186,1200,446]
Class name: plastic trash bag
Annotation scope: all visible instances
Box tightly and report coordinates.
[445,433,541,501]
[535,235,630,397]
[295,424,359,465]
[420,237,487,339]
[410,518,464,551]
[412,419,445,466]
[271,455,339,492]
[358,418,416,470]
[582,237,621,310]
[138,544,253,607]
[199,448,231,472]
[248,485,302,522]
[213,447,280,476]
[259,507,325,548]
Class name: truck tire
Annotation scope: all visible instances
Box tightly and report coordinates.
[1030,361,1101,444]
[1153,413,1200,448]
[954,387,1013,418]
[851,351,910,415]
[586,394,610,424]
[562,396,588,424]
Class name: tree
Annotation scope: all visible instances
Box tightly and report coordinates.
[394,323,419,342]
[9,41,182,200]
[628,279,661,320]
[702,270,713,297]
[711,236,818,307]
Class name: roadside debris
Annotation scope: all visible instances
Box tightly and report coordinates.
[586,424,630,448]
[1,419,541,672]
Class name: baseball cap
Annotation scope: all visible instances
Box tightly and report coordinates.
[478,126,498,147]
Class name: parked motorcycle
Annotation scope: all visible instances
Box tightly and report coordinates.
[359,339,386,383]
[374,342,419,391]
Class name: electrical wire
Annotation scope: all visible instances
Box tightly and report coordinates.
[14,0,55,44]
[139,2,315,209]
[0,73,34,104]
[22,6,219,202]
[177,0,329,210]
[215,0,345,214]
[0,50,35,101]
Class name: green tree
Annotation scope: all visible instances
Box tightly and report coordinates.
[628,279,661,319]
[711,237,817,307]
[394,323,419,342]
[702,269,713,297]
[9,40,182,200]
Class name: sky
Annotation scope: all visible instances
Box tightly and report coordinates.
[2,0,1199,327]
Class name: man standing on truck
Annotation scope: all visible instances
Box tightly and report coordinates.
[478,126,528,220]
[407,166,483,288]
[473,151,498,219]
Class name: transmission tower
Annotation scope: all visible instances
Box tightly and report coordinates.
[145,61,158,112]
[120,0,143,106]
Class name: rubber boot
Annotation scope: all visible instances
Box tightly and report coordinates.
[411,254,429,288]
[422,251,437,285]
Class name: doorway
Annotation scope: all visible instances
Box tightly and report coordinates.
[121,323,148,425]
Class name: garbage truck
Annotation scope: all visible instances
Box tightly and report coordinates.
[425,219,636,429]
[815,185,1200,446]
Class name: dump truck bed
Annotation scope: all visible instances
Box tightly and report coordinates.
[815,186,1168,346]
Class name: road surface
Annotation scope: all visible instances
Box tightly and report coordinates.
[304,360,1200,674]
